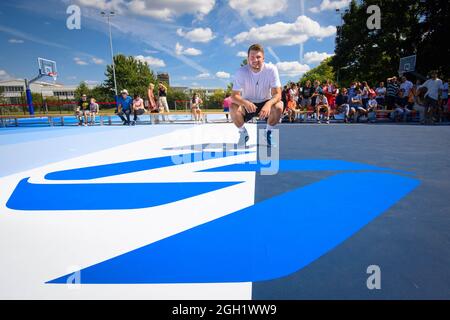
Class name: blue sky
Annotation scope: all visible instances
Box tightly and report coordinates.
[0,0,351,88]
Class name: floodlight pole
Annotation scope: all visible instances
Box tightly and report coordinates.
[101,11,118,105]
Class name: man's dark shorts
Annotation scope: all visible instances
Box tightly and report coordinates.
[243,100,269,122]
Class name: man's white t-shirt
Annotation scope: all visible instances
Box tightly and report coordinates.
[421,78,443,100]
[232,63,281,103]
[400,80,413,97]
[316,96,328,105]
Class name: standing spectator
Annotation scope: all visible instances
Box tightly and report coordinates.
[386,77,399,110]
[76,94,90,126]
[223,93,232,121]
[440,78,448,121]
[158,83,170,122]
[361,81,370,109]
[311,80,323,119]
[375,81,386,107]
[132,94,145,125]
[117,89,133,125]
[324,79,336,109]
[147,83,157,112]
[399,76,413,108]
[420,70,443,124]
[281,85,288,111]
[89,97,99,125]
[301,80,313,109]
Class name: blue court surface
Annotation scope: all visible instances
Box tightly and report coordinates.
[0,123,449,299]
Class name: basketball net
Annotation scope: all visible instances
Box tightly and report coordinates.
[48,72,57,82]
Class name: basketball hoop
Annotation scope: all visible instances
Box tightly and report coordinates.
[48,72,57,82]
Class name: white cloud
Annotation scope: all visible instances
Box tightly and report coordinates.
[224,37,233,45]
[229,0,287,19]
[230,15,336,46]
[175,42,202,56]
[0,69,13,80]
[197,73,211,79]
[176,27,215,43]
[303,51,334,64]
[309,0,351,13]
[215,71,230,79]
[74,57,88,65]
[237,51,247,58]
[8,39,24,43]
[275,61,310,77]
[77,0,215,21]
[135,55,166,67]
[85,80,100,85]
[91,57,105,65]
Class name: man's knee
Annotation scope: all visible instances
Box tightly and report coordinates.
[272,101,283,112]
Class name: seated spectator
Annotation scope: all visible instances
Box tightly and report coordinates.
[413,85,427,124]
[191,93,203,123]
[351,89,366,122]
[132,94,145,125]
[335,88,353,123]
[315,92,330,124]
[286,90,297,123]
[89,97,99,125]
[366,94,378,123]
[117,89,132,125]
[76,94,90,126]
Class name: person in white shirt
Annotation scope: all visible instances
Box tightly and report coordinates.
[231,44,283,147]
[399,76,413,107]
[375,81,386,107]
[315,92,330,124]
[420,70,443,124]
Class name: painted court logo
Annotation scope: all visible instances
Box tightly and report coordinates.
[6,145,420,284]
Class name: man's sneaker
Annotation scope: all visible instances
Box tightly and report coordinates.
[237,128,249,147]
[261,130,276,147]
[325,118,330,124]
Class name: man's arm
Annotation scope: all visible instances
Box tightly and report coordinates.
[231,90,257,113]
[259,87,282,119]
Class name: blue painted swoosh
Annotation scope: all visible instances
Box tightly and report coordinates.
[199,159,409,174]
[6,178,242,211]
[45,151,251,180]
[47,172,419,284]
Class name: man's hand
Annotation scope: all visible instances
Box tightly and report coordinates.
[244,100,257,113]
[259,101,272,119]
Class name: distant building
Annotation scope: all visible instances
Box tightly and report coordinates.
[157,72,170,86]
[0,79,94,104]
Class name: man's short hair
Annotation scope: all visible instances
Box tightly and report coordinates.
[247,44,264,56]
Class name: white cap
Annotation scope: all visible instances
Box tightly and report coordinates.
[120,89,129,95]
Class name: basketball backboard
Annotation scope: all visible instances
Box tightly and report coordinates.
[38,57,57,80]
[399,55,416,75]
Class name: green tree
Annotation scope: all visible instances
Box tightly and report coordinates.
[240,58,248,67]
[167,87,190,111]
[299,57,335,85]
[74,82,91,100]
[331,0,449,86]
[104,54,157,98]
[204,89,226,109]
